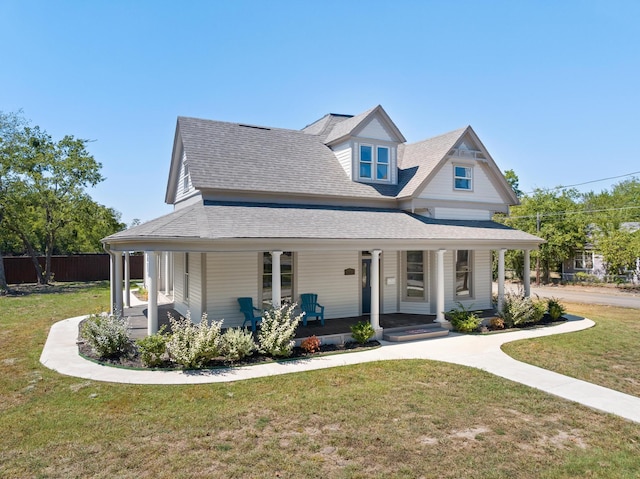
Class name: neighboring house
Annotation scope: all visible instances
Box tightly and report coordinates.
[562,222,640,283]
[103,105,543,338]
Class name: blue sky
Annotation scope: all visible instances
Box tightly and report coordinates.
[1,0,639,225]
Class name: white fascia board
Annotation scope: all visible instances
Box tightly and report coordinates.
[103,236,544,253]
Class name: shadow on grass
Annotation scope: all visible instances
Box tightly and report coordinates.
[2,281,110,297]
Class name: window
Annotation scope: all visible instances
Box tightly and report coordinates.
[261,252,294,308]
[454,165,472,190]
[404,251,425,300]
[573,251,594,270]
[455,250,472,297]
[184,253,189,302]
[359,144,391,182]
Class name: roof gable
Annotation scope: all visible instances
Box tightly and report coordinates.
[324,105,406,145]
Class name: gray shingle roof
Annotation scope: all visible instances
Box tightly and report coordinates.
[105,202,542,245]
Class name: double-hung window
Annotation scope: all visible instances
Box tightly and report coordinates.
[455,250,472,297]
[261,252,294,308]
[454,165,473,190]
[573,251,593,270]
[359,145,390,182]
[404,251,425,300]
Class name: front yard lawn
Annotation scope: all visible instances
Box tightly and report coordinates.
[503,302,640,397]
[1,284,640,478]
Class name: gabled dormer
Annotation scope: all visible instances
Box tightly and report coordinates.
[321,105,406,186]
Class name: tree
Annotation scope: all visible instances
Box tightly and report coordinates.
[500,188,588,284]
[0,116,106,284]
[504,169,524,199]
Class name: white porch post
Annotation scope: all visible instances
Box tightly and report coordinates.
[435,249,447,323]
[164,251,170,296]
[498,248,506,312]
[113,251,124,316]
[271,250,283,307]
[143,252,149,289]
[370,249,382,331]
[124,252,131,308]
[147,252,159,335]
[523,249,531,298]
[109,252,116,315]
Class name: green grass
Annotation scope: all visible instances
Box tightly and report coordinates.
[1,284,640,478]
[503,302,640,397]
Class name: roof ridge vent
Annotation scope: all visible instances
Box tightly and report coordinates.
[238,123,271,130]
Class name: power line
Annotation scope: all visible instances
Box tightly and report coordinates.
[522,170,640,195]
[508,205,640,220]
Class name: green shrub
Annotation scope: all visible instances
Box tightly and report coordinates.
[300,335,321,354]
[220,327,256,362]
[498,293,546,328]
[350,321,375,344]
[446,303,482,333]
[258,303,303,357]
[80,312,131,359]
[547,297,566,321]
[166,312,223,368]
[136,326,168,367]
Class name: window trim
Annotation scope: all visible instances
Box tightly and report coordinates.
[573,250,594,270]
[402,250,427,301]
[259,252,295,309]
[454,250,473,299]
[453,164,473,191]
[358,143,393,184]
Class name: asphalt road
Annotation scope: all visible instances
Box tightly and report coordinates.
[500,283,640,310]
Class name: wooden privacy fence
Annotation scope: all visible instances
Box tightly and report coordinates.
[3,254,144,284]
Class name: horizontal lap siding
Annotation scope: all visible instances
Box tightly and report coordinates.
[333,142,352,178]
[297,251,359,319]
[382,251,398,314]
[419,160,503,203]
[433,207,491,220]
[173,253,186,316]
[446,250,492,311]
[188,253,204,322]
[357,118,394,141]
[206,252,259,328]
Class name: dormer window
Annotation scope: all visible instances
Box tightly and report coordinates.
[454,165,473,190]
[359,144,391,182]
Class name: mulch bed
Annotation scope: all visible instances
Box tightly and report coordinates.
[77,336,381,371]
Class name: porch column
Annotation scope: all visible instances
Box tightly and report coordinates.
[147,251,159,335]
[143,252,148,289]
[498,248,506,312]
[271,250,283,307]
[124,252,131,308]
[523,249,531,298]
[370,249,382,331]
[109,251,116,315]
[164,251,170,296]
[435,249,447,323]
[113,251,124,316]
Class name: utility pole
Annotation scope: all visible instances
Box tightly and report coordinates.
[536,212,541,286]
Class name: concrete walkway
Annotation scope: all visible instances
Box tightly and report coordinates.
[40,313,640,424]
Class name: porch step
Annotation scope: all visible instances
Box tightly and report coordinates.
[383,324,449,342]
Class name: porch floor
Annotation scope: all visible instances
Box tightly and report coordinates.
[125,305,496,341]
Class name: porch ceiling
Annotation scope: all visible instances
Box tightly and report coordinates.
[103,201,543,252]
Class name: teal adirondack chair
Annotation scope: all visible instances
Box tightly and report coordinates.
[237,297,262,332]
[300,293,325,326]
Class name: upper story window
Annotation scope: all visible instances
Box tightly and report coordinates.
[454,165,473,191]
[359,144,390,182]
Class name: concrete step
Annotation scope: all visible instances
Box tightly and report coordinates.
[383,325,449,342]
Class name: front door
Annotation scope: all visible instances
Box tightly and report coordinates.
[362,258,371,314]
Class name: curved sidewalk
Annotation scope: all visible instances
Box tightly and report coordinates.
[40,314,640,424]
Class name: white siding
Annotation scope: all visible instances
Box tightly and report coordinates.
[332,142,352,178]
[400,251,431,314]
[433,207,491,220]
[188,253,205,322]
[297,251,359,319]
[382,251,398,314]
[172,253,187,317]
[357,117,394,141]
[418,159,503,203]
[175,152,192,202]
[206,252,259,328]
[445,250,492,312]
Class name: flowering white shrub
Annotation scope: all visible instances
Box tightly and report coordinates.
[257,303,303,358]
[220,327,256,362]
[166,312,222,368]
[498,293,546,328]
[81,312,130,358]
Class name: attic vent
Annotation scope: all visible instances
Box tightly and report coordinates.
[238,124,271,131]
